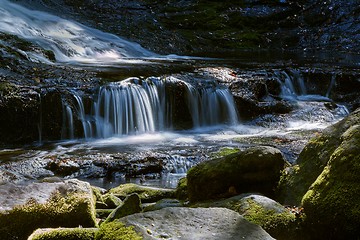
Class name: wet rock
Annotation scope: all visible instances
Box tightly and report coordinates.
[0,179,96,240]
[187,146,288,202]
[120,207,275,239]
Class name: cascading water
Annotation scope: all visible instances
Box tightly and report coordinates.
[183,81,239,127]
[61,77,239,139]
[0,0,156,64]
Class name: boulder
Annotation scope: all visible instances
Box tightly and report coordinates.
[28,228,98,240]
[108,183,175,203]
[102,193,123,209]
[120,207,274,240]
[187,146,287,202]
[278,108,360,205]
[192,194,297,240]
[0,179,96,240]
[301,124,360,238]
[143,199,183,212]
[104,194,142,222]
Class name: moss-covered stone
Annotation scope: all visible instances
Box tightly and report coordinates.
[210,147,240,158]
[191,194,298,239]
[0,191,97,240]
[187,146,287,202]
[175,177,188,200]
[239,197,298,240]
[108,183,175,203]
[95,221,142,240]
[28,228,97,240]
[96,209,114,220]
[104,194,142,223]
[278,108,360,205]
[102,193,123,209]
[301,123,360,239]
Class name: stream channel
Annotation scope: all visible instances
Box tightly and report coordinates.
[0,0,356,190]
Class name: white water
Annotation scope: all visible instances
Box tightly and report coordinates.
[61,77,239,139]
[0,0,156,64]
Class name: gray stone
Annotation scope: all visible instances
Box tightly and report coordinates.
[120,207,274,240]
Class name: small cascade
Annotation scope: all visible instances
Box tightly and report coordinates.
[183,82,239,127]
[326,74,336,98]
[60,77,239,139]
[61,104,74,139]
[275,70,332,102]
[93,78,161,138]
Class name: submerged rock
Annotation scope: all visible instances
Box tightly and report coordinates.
[120,207,275,240]
[0,179,96,240]
[187,146,288,202]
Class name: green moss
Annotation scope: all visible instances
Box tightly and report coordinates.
[96,221,142,240]
[91,186,104,203]
[96,209,113,219]
[102,193,122,209]
[108,183,175,203]
[30,228,97,240]
[242,199,297,238]
[0,191,97,240]
[210,147,240,159]
[175,177,188,200]
[301,124,360,238]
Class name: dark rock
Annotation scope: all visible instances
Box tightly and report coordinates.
[187,146,288,202]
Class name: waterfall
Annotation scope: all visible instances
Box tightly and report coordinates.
[0,0,156,64]
[275,70,332,102]
[183,82,239,127]
[60,77,239,139]
[326,74,336,97]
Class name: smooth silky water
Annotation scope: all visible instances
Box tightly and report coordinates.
[0,0,352,189]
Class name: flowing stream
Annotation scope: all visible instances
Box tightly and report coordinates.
[0,0,351,189]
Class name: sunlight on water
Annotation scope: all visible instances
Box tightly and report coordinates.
[0,0,156,64]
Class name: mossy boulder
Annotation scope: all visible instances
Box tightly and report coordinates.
[104,194,142,223]
[187,146,287,202]
[192,194,298,240]
[102,193,123,209]
[108,183,175,203]
[0,179,96,240]
[278,108,360,205]
[301,123,360,239]
[175,177,188,200]
[28,228,98,240]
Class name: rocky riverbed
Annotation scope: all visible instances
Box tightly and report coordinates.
[1,0,360,239]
